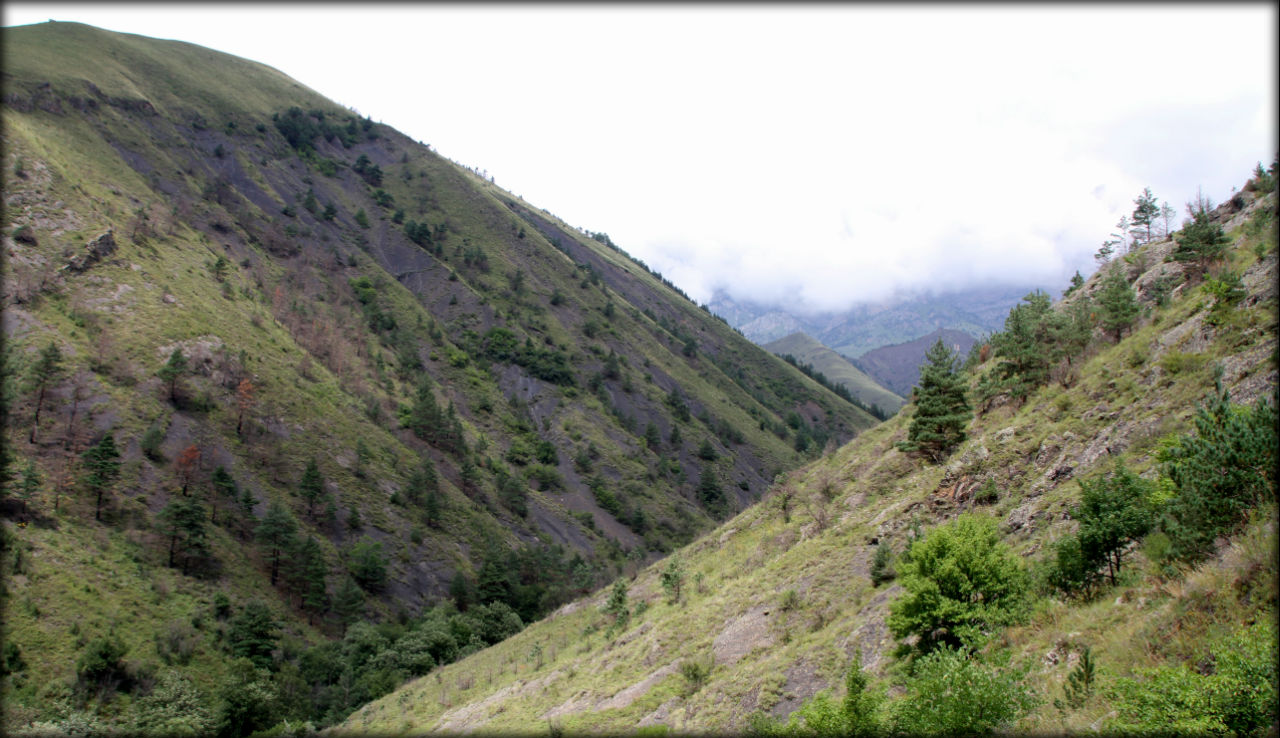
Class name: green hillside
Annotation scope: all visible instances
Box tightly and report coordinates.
[343,179,1277,735]
[764,332,905,415]
[0,21,876,734]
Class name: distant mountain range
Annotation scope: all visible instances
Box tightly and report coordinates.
[852,328,977,397]
[763,332,905,414]
[709,283,1049,359]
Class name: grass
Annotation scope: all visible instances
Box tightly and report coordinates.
[342,191,1278,734]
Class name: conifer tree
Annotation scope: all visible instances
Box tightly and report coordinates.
[1131,187,1160,245]
[157,348,188,404]
[81,433,121,521]
[25,341,64,443]
[1098,263,1139,342]
[158,495,210,574]
[255,501,297,586]
[904,339,972,462]
[1172,211,1231,281]
[332,576,365,636]
[299,457,325,518]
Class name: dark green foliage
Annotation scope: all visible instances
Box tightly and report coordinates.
[81,432,121,521]
[140,423,165,461]
[347,537,388,593]
[901,339,971,461]
[661,555,685,604]
[332,577,365,635]
[405,380,467,456]
[888,514,1029,653]
[321,203,337,221]
[588,475,621,517]
[354,208,369,228]
[76,635,128,690]
[255,501,297,586]
[696,438,718,461]
[888,645,1036,735]
[131,670,215,736]
[227,601,279,669]
[1157,379,1276,563]
[604,578,630,628]
[1049,462,1155,597]
[1171,210,1230,279]
[496,468,529,517]
[1204,269,1246,326]
[870,541,895,586]
[1104,621,1277,736]
[299,457,326,518]
[286,535,330,618]
[666,386,691,422]
[25,341,64,443]
[1097,263,1139,341]
[697,465,726,514]
[1131,187,1160,245]
[644,422,662,452]
[1061,646,1095,710]
[477,328,576,385]
[158,494,212,574]
[215,657,278,738]
[353,154,382,187]
[980,290,1056,404]
[157,348,188,404]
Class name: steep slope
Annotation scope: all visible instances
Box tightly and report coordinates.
[853,327,978,397]
[0,21,876,732]
[763,332,904,414]
[343,181,1276,735]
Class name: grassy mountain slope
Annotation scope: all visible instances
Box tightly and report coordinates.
[1,21,876,732]
[763,332,905,414]
[343,183,1276,735]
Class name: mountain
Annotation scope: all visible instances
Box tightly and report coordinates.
[852,327,977,397]
[710,283,1045,358]
[343,181,1277,734]
[763,332,905,414]
[0,22,878,733]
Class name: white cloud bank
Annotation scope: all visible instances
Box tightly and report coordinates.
[5,5,1275,312]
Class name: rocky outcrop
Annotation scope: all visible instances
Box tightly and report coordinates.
[64,230,116,272]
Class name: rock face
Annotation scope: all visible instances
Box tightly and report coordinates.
[64,230,116,272]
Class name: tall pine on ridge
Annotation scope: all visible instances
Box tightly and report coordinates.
[902,339,972,462]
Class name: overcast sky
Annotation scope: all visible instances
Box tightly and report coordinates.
[5,4,1276,313]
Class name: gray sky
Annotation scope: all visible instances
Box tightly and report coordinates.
[5,4,1276,313]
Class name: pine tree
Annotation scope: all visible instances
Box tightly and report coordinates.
[298,457,325,518]
[287,536,329,621]
[332,576,365,636]
[158,495,210,574]
[904,339,972,462]
[696,466,725,512]
[1131,187,1160,246]
[157,348,188,404]
[1172,211,1231,280]
[81,433,121,521]
[25,341,64,443]
[16,461,41,518]
[1098,263,1139,342]
[255,501,297,586]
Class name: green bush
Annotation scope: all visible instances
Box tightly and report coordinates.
[869,542,895,586]
[1105,621,1277,736]
[888,514,1030,652]
[888,646,1036,736]
[1158,379,1276,563]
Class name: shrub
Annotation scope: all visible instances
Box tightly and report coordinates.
[888,514,1029,653]
[140,423,165,461]
[1105,621,1277,736]
[869,542,895,586]
[680,657,712,695]
[1157,377,1276,563]
[888,646,1036,736]
[347,538,389,592]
